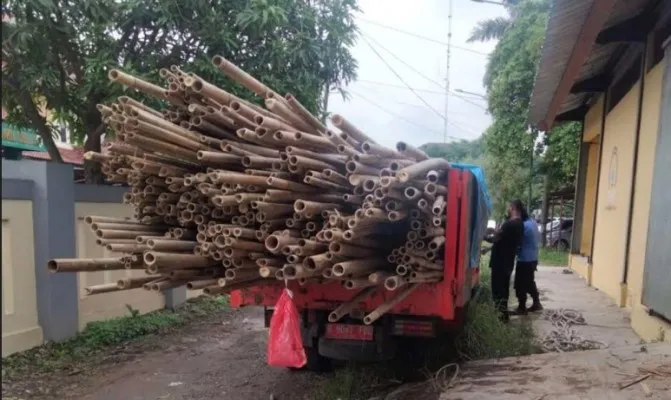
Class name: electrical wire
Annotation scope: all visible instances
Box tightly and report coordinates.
[348,90,481,139]
[361,34,489,113]
[358,17,490,56]
[363,33,447,89]
[357,80,489,111]
[360,33,448,122]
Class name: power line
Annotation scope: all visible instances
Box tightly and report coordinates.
[452,93,488,111]
[364,33,447,89]
[358,80,445,95]
[358,17,490,56]
[356,80,488,111]
[348,90,476,140]
[355,86,487,129]
[360,33,447,122]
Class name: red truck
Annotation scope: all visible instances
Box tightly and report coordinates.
[230,166,490,371]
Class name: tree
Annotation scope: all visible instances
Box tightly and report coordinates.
[467,0,521,43]
[421,138,485,164]
[2,0,358,182]
[475,0,580,218]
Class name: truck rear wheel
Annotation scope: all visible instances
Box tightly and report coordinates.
[289,344,332,373]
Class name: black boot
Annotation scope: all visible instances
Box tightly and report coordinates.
[528,298,543,312]
[514,304,528,315]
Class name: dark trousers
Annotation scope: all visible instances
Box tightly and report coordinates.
[515,261,539,306]
[491,266,513,318]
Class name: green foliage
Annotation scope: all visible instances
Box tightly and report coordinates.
[466,0,521,43]
[538,248,568,266]
[2,0,358,179]
[2,296,228,377]
[420,137,485,165]
[468,17,512,43]
[471,0,580,218]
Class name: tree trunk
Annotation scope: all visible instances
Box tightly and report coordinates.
[83,120,106,184]
[321,81,330,123]
[16,91,63,163]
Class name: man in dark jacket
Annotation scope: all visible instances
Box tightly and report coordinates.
[484,200,524,322]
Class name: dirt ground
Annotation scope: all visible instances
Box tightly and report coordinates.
[2,306,341,400]
[439,343,671,400]
[4,267,666,400]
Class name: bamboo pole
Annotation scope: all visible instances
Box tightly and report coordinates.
[48,258,126,272]
[363,284,421,325]
[328,286,378,323]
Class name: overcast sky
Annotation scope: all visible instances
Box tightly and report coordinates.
[328,0,508,149]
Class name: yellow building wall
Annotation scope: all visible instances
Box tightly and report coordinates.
[1,200,44,357]
[591,82,639,302]
[569,254,590,283]
[624,62,671,342]
[583,95,603,143]
[75,202,164,330]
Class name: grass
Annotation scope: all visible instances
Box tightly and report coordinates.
[538,248,569,266]
[481,244,568,267]
[455,267,538,360]
[2,296,228,378]
[313,257,540,399]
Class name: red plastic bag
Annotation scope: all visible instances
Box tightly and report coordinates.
[267,289,306,368]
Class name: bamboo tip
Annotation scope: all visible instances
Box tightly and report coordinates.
[47,260,59,272]
[84,288,94,296]
[363,316,373,325]
[108,69,121,81]
[344,280,355,289]
[397,172,410,182]
[331,114,343,125]
[265,235,281,252]
[327,312,339,323]
[332,264,344,276]
[144,252,156,266]
[283,265,296,278]
[212,55,224,66]
[384,277,400,291]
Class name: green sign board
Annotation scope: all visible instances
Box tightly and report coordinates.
[1,122,47,151]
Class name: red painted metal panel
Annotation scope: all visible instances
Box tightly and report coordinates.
[230,168,478,322]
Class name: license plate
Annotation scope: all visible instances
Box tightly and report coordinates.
[325,324,374,341]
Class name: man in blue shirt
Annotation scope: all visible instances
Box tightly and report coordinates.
[514,200,543,314]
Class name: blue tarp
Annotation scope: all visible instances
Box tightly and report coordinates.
[451,163,492,268]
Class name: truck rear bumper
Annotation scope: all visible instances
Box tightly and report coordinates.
[318,335,396,362]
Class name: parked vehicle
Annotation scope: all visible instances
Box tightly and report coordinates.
[545,218,573,251]
[229,167,490,370]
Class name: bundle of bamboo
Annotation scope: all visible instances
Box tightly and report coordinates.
[50,57,450,323]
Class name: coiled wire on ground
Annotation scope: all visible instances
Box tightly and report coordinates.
[539,308,606,353]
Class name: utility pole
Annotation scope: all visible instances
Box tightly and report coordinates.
[443,0,453,143]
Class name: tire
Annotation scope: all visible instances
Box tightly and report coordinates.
[288,345,332,373]
[305,345,332,372]
[556,240,569,251]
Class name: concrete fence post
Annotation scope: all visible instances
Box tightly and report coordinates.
[2,160,79,341]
